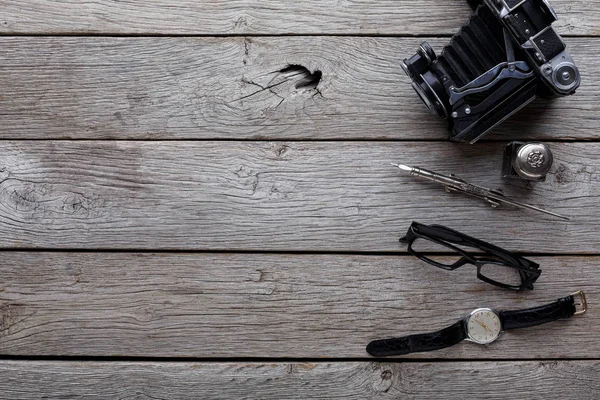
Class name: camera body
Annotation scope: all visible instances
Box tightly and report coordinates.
[402,0,580,143]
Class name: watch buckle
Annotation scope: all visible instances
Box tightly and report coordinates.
[571,291,587,316]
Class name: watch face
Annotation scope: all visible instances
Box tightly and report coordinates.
[466,308,502,344]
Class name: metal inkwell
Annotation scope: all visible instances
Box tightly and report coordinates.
[401,0,580,143]
[502,141,554,181]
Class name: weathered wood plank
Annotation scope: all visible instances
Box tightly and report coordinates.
[0,37,597,140]
[0,141,596,252]
[0,1,596,35]
[0,361,598,399]
[0,253,596,358]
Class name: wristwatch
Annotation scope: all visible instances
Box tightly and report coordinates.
[366,291,587,357]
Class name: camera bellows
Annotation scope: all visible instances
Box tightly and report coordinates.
[438,6,507,87]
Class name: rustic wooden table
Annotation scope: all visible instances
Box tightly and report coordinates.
[0,1,598,398]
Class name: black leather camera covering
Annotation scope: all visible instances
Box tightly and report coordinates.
[533,28,566,60]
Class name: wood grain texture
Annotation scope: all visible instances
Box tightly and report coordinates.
[0,360,599,399]
[0,37,597,140]
[0,253,596,358]
[0,141,596,252]
[0,1,597,35]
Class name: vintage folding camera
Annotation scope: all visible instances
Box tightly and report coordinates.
[402,0,580,143]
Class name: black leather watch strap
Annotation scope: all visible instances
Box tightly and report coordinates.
[499,295,576,330]
[366,320,467,357]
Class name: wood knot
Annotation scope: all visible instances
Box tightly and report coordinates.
[276,144,290,158]
[0,303,34,336]
[380,369,393,381]
[0,167,10,183]
[1,178,104,218]
[371,364,394,394]
[0,304,9,333]
[9,184,44,212]
[230,63,324,115]
[279,65,322,90]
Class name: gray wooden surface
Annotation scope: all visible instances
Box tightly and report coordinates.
[0,1,597,35]
[0,0,598,398]
[0,141,596,252]
[0,361,598,399]
[0,253,596,358]
[0,37,598,140]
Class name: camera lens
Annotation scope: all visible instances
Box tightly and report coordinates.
[411,82,437,115]
[402,42,448,119]
[418,42,437,64]
[410,72,447,118]
[401,60,411,77]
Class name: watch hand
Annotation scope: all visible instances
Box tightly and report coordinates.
[475,319,493,333]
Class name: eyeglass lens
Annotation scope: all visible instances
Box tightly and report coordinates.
[478,262,524,287]
[409,236,465,266]
[409,233,528,288]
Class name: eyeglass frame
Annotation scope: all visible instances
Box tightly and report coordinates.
[400,222,542,291]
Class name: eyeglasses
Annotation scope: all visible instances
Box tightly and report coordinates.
[400,222,541,290]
